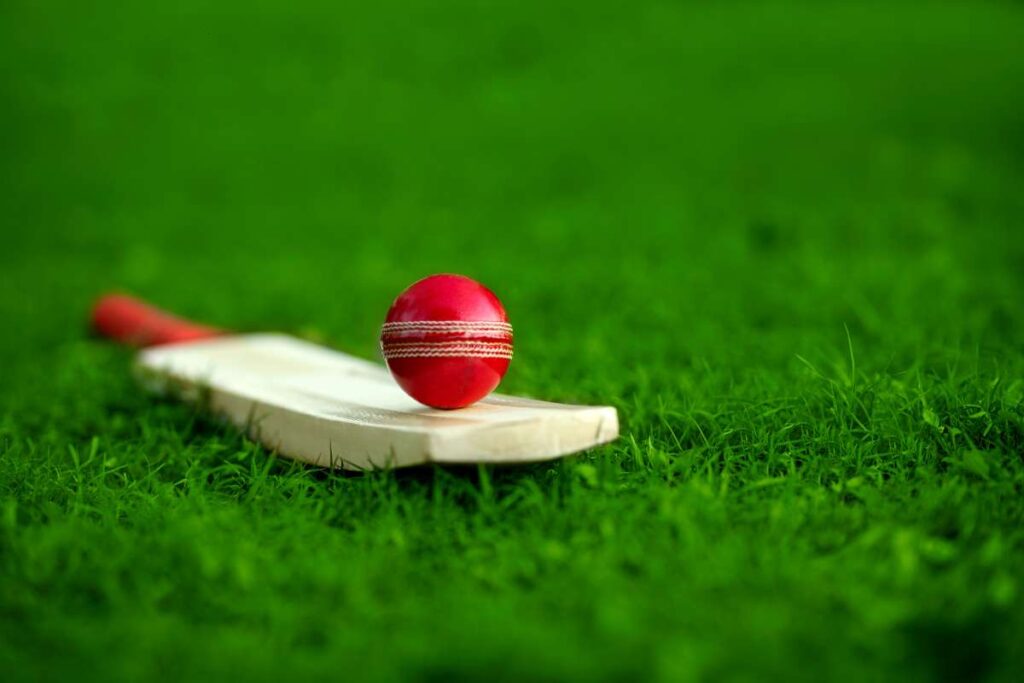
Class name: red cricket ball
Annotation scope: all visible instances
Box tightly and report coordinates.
[380,274,513,409]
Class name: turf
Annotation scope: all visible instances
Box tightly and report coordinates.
[2,1,1024,680]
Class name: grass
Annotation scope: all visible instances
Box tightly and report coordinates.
[2,0,1024,680]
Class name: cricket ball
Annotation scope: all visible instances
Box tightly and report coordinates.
[381,274,513,409]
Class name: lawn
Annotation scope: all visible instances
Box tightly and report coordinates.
[2,1,1023,680]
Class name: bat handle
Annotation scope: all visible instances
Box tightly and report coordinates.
[91,294,223,347]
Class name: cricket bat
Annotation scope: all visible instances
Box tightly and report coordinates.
[92,295,619,470]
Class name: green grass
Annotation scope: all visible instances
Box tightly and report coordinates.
[2,1,1024,680]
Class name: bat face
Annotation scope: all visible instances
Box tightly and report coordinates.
[137,334,619,470]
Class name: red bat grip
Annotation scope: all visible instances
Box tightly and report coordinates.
[91,294,223,347]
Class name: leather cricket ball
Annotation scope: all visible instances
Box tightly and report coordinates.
[380,274,513,409]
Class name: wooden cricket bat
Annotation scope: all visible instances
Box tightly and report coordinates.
[92,295,619,470]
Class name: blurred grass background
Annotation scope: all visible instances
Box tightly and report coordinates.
[1,1,1023,681]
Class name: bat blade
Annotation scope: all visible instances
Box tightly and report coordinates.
[137,334,619,469]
